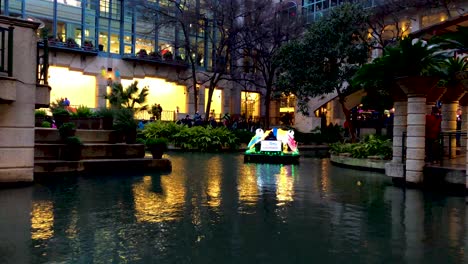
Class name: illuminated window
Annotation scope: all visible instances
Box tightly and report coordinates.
[99,32,108,52]
[241,91,260,119]
[110,33,120,54]
[421,12,449,28]
[204,88,223,117]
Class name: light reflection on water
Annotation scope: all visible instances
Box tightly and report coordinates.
[0,152,467,263]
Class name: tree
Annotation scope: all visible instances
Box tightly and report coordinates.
[233,0,303,128]
[105,81,149,113]
[134,0,246,118]
[275,3,371,141]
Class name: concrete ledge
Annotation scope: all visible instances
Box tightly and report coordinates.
[385,162,405,178]
[35,128,114,143]
[330,154,387,172]
[35,143,145,160]
[0,168,33,183]
[0,76,17,103]
[35,84,51,108]
[34,158,172,178]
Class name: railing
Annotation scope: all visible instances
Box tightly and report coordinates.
[401,130,467,165]
[0,26,13,77]
[438,130,466,166]
[37,38,49,85]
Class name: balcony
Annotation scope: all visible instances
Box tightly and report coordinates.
[122,52,189,70]
[37,39,98,56]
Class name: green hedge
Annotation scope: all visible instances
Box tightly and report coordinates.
[329,134,392,159]
[142,121,239,152]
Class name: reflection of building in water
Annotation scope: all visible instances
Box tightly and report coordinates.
[276,165,294,205]
[238,165,259,205]
[320,159,330,197]
[132,175,185,223]
[205,157,222,208]
[31,201,54,240]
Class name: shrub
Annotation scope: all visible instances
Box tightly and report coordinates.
[35,109,47,117]
[74,105,93,118]
[329,134,392,159]
[113,108,137,132]
[145,137,169,151]
[41,121,51,128]
[52,107,70,117]
[59,122,76,139]
[142,121,184,141]
[233,129,255,144]
[64,136,83,146]
[94,107,115,118]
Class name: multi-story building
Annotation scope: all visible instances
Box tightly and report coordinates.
[0,0,241,121]
[1,0,466,130]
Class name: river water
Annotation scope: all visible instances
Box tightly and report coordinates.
[0,153,467,264]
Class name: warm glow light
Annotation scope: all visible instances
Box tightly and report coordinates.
[205,156,222,208]
[132,175,185,223]
[49,66,97,107]
[204,88,223,116]
[241,91,260,118]
[31,200,54,240]
[121,78,187,119]
[238,166,259,209]
[276,165,294,205]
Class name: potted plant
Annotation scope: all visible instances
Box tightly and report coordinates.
[163,51,173,61]
[148,51,161,60]
[61,136,83,161]
[436,56,468,100]
[71,105,94,129]
[145,137,168,159]
[35,109,47,127]
[83,40,94,50]
[66,37,77,48]
[137,49,148,57]
[59,122,76,139]
[94,107,115,130]
[41,121,51,128]
[52,108,71,128]
[384,37,444,95]
[113,108,138,144]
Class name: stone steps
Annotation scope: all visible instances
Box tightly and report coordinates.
[35,143,145,160]
[35,128,115,143]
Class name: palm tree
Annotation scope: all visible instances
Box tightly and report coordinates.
[105,81,149,113]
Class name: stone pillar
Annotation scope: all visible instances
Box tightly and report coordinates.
[385,92,407,179]
[0,19,39,183]
[405,96,426,184]
[96,76,108,108]
[441,102,458,158]
[392,101,407,163]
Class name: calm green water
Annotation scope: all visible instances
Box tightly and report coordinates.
[0,153,467,264]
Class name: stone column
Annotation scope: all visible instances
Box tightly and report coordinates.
[0,20,39,183]
[392,101,407,163]
[441,102,458,158]
[406,96,427,184]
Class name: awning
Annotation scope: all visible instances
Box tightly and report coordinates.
[410,13,468,40]
[311,89,367,112]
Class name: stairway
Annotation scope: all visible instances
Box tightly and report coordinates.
[34,128,171,177]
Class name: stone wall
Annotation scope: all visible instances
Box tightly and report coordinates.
[0,17,40,183]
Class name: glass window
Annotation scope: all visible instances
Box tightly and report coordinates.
[99,31,108,52]
[110,33,120,54]
[136,37,155,54]
[241,91,260,119]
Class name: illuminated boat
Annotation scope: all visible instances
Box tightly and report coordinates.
[244,128,300,164]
